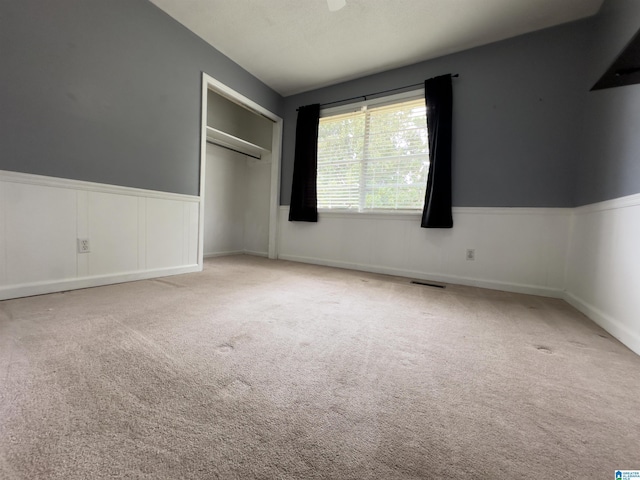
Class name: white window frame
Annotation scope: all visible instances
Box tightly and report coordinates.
[317,89,428,215]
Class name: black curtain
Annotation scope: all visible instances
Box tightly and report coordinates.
[289,104,321,222]
[421,74,453,228]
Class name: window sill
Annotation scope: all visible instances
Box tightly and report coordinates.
[317,209,422,221]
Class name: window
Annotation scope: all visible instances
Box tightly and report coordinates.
[317,94,429,211]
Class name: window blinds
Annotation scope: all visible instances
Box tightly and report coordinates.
[317,98,429,211]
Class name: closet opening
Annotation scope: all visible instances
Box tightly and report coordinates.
[198,73,283,267]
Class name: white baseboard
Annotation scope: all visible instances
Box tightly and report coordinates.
[0,264,201,301]
[278,253,564,298]
[563,291,640,356]
[244,250,268,258]
[204,250,245,258]
[205,250,268,259]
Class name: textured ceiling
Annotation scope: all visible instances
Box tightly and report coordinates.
[149,0,604,96]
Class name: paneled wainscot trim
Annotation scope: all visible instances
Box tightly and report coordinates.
[279,197,640,356]
[0,170,200,300]
[278,205,572,298]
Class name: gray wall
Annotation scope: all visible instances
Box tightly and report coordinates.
[574,0,640,205]
[281,20,592,207]
[0,0,283,196]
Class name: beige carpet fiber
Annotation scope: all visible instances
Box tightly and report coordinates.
[1,255,638,479]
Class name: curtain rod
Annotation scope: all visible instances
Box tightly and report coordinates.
[297,74,459,111]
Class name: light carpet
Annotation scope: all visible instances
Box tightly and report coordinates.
[1,255,638,479]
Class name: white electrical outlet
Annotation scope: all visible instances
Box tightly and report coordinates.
[77,238,91,253]
[466,248,475,261]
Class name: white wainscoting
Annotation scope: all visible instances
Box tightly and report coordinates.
[278,206,572,298]
[3,168,638,355]
[0,170,200,300]
[564,193,640,355]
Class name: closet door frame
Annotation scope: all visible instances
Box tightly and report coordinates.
[198,72,283,267]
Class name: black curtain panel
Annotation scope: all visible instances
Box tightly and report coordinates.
[421,74,453,228]
[289,104,321,222]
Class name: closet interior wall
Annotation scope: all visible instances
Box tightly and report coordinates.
[204,89,273,258]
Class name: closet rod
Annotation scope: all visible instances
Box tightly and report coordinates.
[206,140,261,160]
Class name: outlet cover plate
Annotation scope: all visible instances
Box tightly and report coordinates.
[77,238,91,253]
